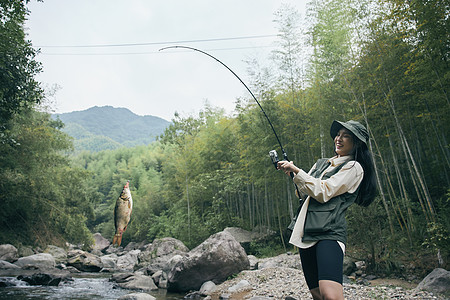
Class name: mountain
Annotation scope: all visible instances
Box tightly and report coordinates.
[52,106,171,152]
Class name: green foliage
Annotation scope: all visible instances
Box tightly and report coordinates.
[0,0,43,134]
[248,237,286,258]
[0,111,94,247]
[1,1,449,281]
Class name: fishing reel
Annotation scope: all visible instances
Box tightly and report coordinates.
[269,149,289,169]
[269,149,294,180]
[269,150,280,169]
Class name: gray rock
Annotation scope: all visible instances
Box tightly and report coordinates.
[17,272,64,286]
[167,231,249,292]
[117,249,140,271]
[416,268,450,295]
[258,253,300,270]
[0,260,20,269]
[112,272,158,291]
[200,280,217,295]
[14,253,56,269]
[44,245,67,264]
[228,279,250,292]
[138,237,188,266]
[100,253,118,271]
[0,244,18,262]
[124,241,147,251]
[118,293,156,300]
[247,255,259,270]
[92,233,110,252]
[343,256,357,275]
[17,246,34,257]
[223,227,266,243]
[67,250,102,272]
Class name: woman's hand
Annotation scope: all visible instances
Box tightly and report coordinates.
[277,160,300,176]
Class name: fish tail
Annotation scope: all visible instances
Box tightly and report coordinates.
[112,233,122,247]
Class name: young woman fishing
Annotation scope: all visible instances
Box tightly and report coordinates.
[277,120,377,300]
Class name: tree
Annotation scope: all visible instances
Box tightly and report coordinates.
[0,0,43,136]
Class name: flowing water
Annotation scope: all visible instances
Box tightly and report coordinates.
[0,274,185,300]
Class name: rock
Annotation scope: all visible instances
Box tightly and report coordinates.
[67,250,103,272]
[257,253,300,270]
[223,227,276,253]
[138,237,189,267]
[44,245,67,264]
[223,227,266,243]
[17,246,34,257]
[416,268,450,295]
[200,280,217,295]
[0,244,18,262]
[116,249,140,271]
[343,256,356,275]
[93,233,111,252]
[14,253,55,269]
[118,292,156,300]
[228,279,250,292]
[17,272,64,286]
[184,291,205,299]
[167,231,250,293]
[248,255,259,270]
[124,241,147,251]
[111,272,158,291]
[0,260,20,269]
[100,253,118,271]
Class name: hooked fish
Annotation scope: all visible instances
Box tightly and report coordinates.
[112,180,133,247]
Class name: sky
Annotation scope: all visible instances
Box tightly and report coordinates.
[26,0,308,121]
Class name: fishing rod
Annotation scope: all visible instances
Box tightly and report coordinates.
[159,45,291,170]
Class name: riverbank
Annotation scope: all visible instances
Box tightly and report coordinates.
[208,268,445,300]
[207,254,447,300]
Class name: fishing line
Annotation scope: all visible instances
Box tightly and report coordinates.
[159,45,290,162]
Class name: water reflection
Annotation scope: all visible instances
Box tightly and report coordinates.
[0,275,185,300]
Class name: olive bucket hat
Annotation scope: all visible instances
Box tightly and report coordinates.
[330,120,369,144]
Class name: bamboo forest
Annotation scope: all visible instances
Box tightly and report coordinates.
[1,0,448,279]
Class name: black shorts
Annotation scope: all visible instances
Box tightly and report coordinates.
[299,240,344,290]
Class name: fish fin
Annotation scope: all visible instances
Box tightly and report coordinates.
[112,233,121,247]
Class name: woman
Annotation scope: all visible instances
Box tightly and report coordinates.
[278,120,377,300]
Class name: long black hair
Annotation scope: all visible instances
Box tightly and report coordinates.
[352,139,377,206]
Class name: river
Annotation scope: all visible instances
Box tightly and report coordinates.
[0,274,185,300]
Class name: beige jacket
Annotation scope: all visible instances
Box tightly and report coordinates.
[289,155,363,253]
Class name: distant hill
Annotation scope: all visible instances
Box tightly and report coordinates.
[52,106,171,152]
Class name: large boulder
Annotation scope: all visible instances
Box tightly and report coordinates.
[67,250,103,272]
[100,253,118,272]
[44,245,67,264]
[0,244,18,262]
[138,237,189,266]
[92,233,110,252]
[111,272,158,291]
[416,268,450,296]
[116,250,141,271]
[0,260,20,269]
[17,272,64,286]
[14,253,56,269]
[167,231,250,292]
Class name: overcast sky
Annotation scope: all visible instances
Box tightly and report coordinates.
[26,0,308,121]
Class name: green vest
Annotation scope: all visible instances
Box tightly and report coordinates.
[302,158,359,245]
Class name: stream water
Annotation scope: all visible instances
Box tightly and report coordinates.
[0,274,185,300]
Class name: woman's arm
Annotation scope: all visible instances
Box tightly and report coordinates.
[289,162,364,203]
